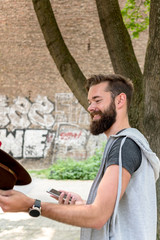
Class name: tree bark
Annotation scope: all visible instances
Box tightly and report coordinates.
[143,0,160,238]
[95,0,144,130]
[32,0,88,110]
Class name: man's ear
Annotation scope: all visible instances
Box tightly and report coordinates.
[116,93,127,109]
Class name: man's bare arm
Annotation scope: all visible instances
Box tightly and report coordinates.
[0,165,131,229]
[40,165,131,229]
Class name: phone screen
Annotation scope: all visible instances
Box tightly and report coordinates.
[47,188,72,202]
[47,188,61,197]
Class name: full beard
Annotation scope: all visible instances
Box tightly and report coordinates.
[90,101,117,135]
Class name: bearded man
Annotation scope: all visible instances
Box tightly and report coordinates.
[0,74,159,240]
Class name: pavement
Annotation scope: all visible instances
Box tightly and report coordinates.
[0,178,93,240]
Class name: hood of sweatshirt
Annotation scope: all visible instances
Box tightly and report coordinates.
[111,128,160,181]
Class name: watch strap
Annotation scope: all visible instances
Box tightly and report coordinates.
[34,199,41,208]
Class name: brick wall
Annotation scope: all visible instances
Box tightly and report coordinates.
[0,0,148,168]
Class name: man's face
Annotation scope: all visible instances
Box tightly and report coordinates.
[87,82,117,135]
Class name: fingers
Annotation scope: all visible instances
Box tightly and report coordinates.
[64,193,73,205]
[58,192,65,204]
[70,196,76,205]
[58,192,76,205]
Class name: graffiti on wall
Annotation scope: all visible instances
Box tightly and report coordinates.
[0,129,55,159]
[0,95,55,129]
[0,93,105,161]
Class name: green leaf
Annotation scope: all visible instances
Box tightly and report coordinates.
[121,0,150,38]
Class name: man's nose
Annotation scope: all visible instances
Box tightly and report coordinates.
[88,103,97,112]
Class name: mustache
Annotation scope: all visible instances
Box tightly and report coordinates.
[90,110,103,119]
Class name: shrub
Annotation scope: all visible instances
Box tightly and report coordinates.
[29,142,105,180]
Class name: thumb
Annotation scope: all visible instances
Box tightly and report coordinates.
[0,189,14,196]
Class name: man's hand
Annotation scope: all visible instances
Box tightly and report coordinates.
[0,189,34,213]
[50,190,86,205]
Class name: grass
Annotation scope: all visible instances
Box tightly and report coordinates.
[29,142,105,180]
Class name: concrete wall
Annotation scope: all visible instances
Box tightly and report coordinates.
[0,0,147,168]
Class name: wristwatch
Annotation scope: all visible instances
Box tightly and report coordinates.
[29,199,41,217]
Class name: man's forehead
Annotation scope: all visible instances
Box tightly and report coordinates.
[88,82,109,100]
[90,82,108,91]
[88,82,108,94]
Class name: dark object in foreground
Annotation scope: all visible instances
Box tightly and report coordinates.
[0,149,32,190]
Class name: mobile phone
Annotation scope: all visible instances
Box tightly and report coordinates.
[47,188,72,202]
[47,188,62,198]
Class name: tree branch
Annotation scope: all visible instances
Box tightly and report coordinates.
[32,0,88,110]
[95,0,144,128]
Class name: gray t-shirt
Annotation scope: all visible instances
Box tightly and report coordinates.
[106,137,142,175]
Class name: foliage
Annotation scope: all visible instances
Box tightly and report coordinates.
[29,143,105,180]
[121,0,150,38]
[29,168,51,179]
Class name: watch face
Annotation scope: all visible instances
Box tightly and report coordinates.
[29,208,41,217]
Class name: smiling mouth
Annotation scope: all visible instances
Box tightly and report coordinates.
[90,112,102,121]
[92,114,101,120]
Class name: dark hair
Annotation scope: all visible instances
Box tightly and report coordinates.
[86,74,134,108]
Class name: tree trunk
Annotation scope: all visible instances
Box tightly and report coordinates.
[32,0,88,110]
[143,0,160,238]
[95,0,144,130]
